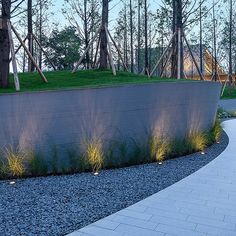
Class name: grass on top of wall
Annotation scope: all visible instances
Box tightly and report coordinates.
[0,70,191,93]
[221,85,236,99]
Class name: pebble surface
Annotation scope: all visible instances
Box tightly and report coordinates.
[0,132,228,236]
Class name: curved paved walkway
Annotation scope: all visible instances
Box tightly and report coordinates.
[67,120,236,236]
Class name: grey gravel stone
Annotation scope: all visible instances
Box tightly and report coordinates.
[0,132,228,236]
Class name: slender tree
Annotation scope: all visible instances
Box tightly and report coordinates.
[129,0,134,72]
[171,0,177,78]
[99,0,109,69]
[176,0,184,79]
[137,0,141,73]
[229,0,233,83]
[0,0,26,88]
[212,0,217,81]
[144,0,148,74]
[124,2,128,66]
[0,0,11,88]
[84,0,90,69]
[38,0,43,69]
[28,0,34,72]
[63,0,101,68]
[199,0,203,75]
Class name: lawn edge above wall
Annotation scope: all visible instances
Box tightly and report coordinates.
[0,69,221,94]
[0,79,221,96]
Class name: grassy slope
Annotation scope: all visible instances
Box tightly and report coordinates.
[221,86,236,99]
[0,70,190,93]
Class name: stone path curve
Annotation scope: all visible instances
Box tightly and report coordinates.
[67,119,236,236]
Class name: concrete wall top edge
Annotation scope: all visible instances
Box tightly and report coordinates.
[0,80,222,98]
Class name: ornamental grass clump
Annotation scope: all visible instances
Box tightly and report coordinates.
[28,152,48,176]
[67,147,88,173]
[0,158,8,179]
[228,110,236,117]
[156,140,171,163]
[188,132,208,153]
[4,146,25,178]
[84,138,104,174]
[130,138,150,164]
[149,136,171,163]
[212,119,223,143]
[149,136,158,161]
[170,138,189,157]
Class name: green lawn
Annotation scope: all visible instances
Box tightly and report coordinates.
[0,70,190,93]
[221,86,236,99]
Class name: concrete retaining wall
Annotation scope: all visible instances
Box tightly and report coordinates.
[0,82,221,157]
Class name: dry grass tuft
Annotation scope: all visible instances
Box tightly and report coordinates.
[84,138,104,173]
[149,136,171,163]
[213,119,223,143]
[5,146,25,178]
[188,132,208,152]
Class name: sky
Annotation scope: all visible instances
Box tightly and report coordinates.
[51,0,161,30]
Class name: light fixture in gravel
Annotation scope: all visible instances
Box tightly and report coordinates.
[0,132,228,236]
[10,181,16,185]
[94,172,99,176]
[201,151,205,155]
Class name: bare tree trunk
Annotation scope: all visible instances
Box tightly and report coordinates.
[39,0,43,70]
[90,0,95,63]
[129,0,134,73]
[28,0,34,72]
[171,0,177,78]
[176,0,184,79]
[99,0,109,70]
[229,0,233,83]
[212,0,217,81]
[144,0,148,75]
[171,0,184,79]
[118,41,121,70]
[0,1,11,88]
[148,20,152,73]
[84,0,90,69]
[211,34,214,77]
[124,3,128,69]
[137,0,141,73]
[23,48,26,72]
[199,0,203,76]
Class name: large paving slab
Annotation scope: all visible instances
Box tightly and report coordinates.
[67,120,236,236]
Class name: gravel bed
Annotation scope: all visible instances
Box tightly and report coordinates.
[0,132,228,236]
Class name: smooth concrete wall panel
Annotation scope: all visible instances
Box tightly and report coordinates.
[0,82,221,156]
